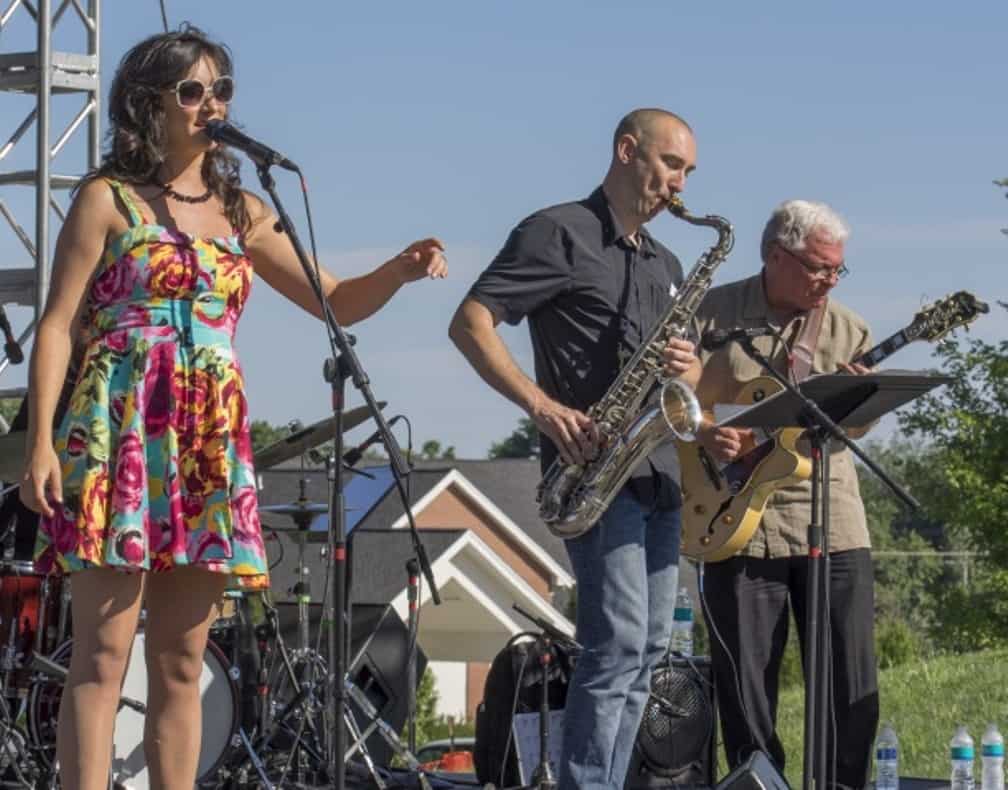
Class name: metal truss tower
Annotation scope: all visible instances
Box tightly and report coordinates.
[0,0,101,403]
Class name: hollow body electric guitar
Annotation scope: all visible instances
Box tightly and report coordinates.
[679,291,988,561]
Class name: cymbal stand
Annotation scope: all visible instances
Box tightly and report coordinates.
[256,517,385,790]
[265,510,328,786]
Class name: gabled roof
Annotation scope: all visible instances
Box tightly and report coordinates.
[266,526,575,662]
[258,458,573,583]
[357,458,572,575]
[383,467,574,588]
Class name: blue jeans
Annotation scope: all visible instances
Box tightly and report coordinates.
[559,489,681,790]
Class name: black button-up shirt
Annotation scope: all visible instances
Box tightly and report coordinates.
[469,186,686,509]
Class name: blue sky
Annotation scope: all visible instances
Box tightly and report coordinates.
[1,1,1005,458]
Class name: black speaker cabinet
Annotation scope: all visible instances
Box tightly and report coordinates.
[714,750,789,790]
[273,601,427,767]
[625,655,717,790]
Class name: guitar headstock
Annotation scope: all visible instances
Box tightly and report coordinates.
[906,291,990,343]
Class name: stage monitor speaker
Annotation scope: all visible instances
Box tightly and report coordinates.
[714,750,789,790]
[273,601,427,767]
[625,655,717,790]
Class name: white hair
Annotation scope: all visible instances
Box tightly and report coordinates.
[759,200,850,263]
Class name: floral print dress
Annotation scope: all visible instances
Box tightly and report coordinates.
[35,179,269,590]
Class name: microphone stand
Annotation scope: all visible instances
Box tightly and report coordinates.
[730,336,917,790]
[405,558,420,754]
[253,160,441,789]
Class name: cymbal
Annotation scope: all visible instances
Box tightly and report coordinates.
[253,402,386,470]
[260,502,328,516]
[0,431,25,484]
[260,502,359,531]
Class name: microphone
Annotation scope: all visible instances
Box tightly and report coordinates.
[343,415,403,467]
[202,119,298,172]
[0,305,23,364]
[701,325,773,352]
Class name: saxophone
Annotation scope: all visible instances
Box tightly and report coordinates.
[537,196,734,539]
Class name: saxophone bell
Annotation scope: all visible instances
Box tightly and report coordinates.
[660,378,703,442]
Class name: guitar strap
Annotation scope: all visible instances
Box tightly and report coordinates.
[788,301,827,383]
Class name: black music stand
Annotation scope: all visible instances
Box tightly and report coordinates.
[719,367,951,790]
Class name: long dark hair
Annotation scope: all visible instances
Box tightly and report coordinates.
[89,24,251,234]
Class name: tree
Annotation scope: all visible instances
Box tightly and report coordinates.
[0,399,19,428]
[488,417,540,459]
[391,667,442,765]
[249,419,289,452]
[406,667,440,747]
[856,438,946,647]
[898,307,1008,649]
[420,440,455,460]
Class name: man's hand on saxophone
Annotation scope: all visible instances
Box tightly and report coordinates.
[662,337,701,384]
[530,392,600,466]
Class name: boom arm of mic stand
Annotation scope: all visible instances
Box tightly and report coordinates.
[387,455,442,606]
[735,337,919,512]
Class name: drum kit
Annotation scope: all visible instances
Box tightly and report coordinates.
[0,405,430,789]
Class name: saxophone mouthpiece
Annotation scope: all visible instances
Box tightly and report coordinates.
[667,195,686,217]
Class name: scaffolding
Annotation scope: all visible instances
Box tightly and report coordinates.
[0,0,101,406]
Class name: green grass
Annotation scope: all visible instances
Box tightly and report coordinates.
[769,649,1008,787]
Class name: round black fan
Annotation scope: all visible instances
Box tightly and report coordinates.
[636,659,714,777]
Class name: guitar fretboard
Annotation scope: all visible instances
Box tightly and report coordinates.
[855,330,911,368]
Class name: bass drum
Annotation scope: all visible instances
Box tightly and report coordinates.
[29,631,239,788]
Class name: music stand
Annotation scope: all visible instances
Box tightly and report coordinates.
[719,366,951,790]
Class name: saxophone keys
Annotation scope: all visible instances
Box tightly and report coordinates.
[721,514,735,525]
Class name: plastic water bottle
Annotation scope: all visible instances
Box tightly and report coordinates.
[982,724,1005,790]
[875,724,899,790]
[952,726,976,790]
[669,587,693,656]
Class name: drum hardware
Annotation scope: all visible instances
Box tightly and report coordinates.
[256,501,335,788]
[234,726,276,790]
[232,487,391,790]
[0,509,422,789]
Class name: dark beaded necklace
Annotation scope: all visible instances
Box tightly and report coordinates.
[154,180,212,204]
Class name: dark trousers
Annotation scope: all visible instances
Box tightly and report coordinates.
[703,549,879,789]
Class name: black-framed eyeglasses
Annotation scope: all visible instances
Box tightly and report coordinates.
[171,75,235,108]
[778,245,849,281]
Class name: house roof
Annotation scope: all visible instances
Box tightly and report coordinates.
[257,457,572,576]
[265,524,464,607]
[267,526,574,662]
[360,458,572,573]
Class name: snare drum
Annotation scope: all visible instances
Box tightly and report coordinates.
[29,631,239,787]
